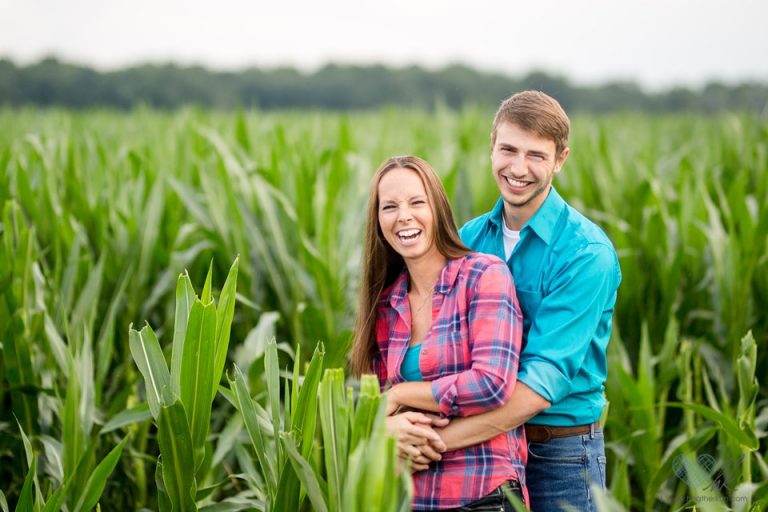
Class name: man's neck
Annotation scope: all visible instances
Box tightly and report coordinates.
[502,184,552,230]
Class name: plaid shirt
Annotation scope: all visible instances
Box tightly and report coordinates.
[373,253,527,510]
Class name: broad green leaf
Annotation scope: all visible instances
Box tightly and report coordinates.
[179,299,216,468]
[292,343,324,460]
[201,260,213,305]
[41,483,67,512]
[282,434,328,512]
[62,353,87,484]
[16,458,36,512]
[100,403,152,434]
[129,323,172,419]
[667,402,759,449]
[318,369,350,512]
[72,436,128,512]
[171,272,197,399]
[264,339,282,460]
[157,401,197,512]
[156,458,172,512]
[350,375,381,452]
[69,254,104,340]
[227,365,276,499]
[212,257,239,403]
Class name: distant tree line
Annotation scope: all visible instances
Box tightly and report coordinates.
[1,57,766,113]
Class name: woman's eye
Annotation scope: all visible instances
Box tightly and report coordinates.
[381,204,395,211]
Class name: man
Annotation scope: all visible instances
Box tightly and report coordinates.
[422,91,621,511]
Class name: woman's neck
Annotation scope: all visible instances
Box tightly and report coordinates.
[405,252,447,295]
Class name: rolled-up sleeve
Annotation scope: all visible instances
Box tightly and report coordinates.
[431,260,522,417]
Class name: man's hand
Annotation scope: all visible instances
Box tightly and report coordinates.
[385,411,447,471]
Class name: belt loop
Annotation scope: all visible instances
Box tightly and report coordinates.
[589,422,595,439]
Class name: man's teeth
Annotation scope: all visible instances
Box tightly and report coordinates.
[506,177,530,187]
[398,229,421,239]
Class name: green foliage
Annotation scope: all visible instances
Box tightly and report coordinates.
[1,108,767,509]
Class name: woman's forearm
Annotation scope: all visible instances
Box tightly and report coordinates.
[438,381,550,451]
[388,381,441,413]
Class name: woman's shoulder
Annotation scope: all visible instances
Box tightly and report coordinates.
[459,251,508,272]
[451,253,512,290]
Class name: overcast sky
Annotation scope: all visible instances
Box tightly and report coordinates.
[1,0,766,89]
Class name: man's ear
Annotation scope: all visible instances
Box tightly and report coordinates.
[554,147,570,174]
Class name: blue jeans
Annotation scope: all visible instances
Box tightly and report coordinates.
[525,425,606,511]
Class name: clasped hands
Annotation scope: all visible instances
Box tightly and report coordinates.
[385,385,449,472]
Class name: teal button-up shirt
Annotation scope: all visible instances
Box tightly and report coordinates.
[459,187,621,426]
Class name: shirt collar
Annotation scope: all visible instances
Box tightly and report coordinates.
[525,186,565,245]
[486,186,565,246]
[386,257,463,307]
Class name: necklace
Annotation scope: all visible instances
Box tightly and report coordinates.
[410,286,434,314]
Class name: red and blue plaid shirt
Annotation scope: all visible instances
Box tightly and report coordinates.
[373,253,527,510]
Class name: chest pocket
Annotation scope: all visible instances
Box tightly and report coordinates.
[515,288,543,338]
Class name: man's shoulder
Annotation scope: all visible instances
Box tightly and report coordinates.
[558,201,616,253]
[459,211,494,240]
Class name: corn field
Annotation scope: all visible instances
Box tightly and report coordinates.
[0,107,767,511]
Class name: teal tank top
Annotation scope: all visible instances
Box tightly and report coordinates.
[400,344,423,381]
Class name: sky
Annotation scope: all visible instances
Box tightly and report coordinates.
[1,0,767,89]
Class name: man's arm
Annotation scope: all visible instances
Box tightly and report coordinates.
[436,381,549,452]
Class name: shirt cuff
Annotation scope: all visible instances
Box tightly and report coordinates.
[518,360,571,404]
[430,374,461,417]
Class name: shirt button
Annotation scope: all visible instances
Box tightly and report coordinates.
[452,405,459,412]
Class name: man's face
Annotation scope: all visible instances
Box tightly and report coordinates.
[491,122,569,222]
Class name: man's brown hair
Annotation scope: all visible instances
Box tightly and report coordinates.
[491,91,570,156]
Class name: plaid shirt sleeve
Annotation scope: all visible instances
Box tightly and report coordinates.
[430,258,522,417]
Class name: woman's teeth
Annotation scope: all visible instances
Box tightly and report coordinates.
[398,229,421,240]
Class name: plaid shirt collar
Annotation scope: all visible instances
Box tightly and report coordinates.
[384,257,463,309]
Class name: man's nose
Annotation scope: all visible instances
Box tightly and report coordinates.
[507,155,526,176]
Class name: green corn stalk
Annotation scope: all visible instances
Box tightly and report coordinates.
[129,257,239,510]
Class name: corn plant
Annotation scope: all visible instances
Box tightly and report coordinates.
[129,257,239,511]
[227,340,412,511]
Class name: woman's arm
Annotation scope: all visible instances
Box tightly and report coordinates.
[387,258,522,418]
[435,381,550,451]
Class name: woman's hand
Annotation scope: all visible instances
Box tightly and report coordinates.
[385,411,448,471]
[385,386,401,416]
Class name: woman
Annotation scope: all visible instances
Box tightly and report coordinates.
[350,155,527,510]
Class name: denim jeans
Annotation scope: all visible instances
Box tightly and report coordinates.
[443,480,524,511]
[525,425,606,511]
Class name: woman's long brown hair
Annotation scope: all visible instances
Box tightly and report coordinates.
[349,156,470,377]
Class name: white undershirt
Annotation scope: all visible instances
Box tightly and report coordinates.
[501,218,520,261]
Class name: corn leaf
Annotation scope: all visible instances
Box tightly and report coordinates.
[212,257,238,403]
[72,436,128,512]
[179,299,216,468]
[100,403,152,434]
[129,323,172,419]
[228,365,277,499]
[171,272,197,399]
[281,434,328,512]
[157,400,197,512]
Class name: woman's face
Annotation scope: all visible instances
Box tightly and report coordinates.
[377,167,437,263]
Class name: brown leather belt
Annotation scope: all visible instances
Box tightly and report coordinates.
[525,421,600,443]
